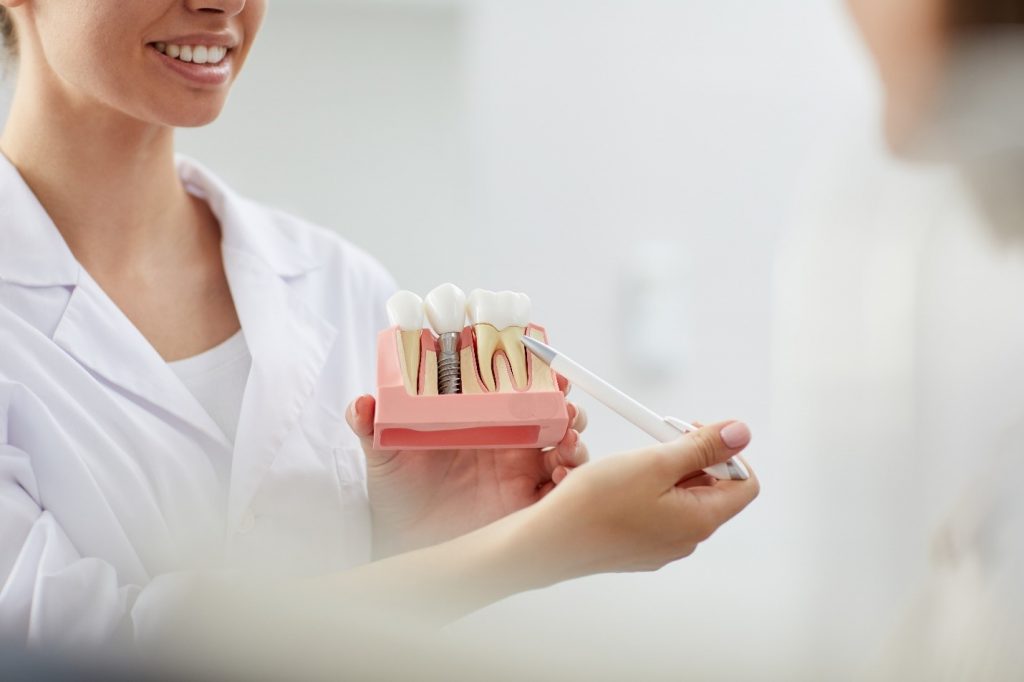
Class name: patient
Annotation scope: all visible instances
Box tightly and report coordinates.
[778,0,1024,676]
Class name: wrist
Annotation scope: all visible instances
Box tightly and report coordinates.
[490,497,584,592]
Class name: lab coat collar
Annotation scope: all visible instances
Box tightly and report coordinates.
[0,153,320,287]
[176,156,320,280]
[2,152,339,532]
[0,152,81,287]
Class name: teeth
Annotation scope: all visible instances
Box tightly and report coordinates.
[387,290,425,331]
[467,290,532,391]
[425,284,467,335]
[154,42,228,65]
[387,291,426,396]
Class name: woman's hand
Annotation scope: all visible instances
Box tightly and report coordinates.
[320,420,758,625]
[515,421,759,583]
[346,384,589,558]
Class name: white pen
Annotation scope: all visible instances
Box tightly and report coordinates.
[522,336,749,481]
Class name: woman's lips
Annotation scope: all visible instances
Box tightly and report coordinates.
[148,44,233,87]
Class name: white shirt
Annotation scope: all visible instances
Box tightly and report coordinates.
[169,330,252,484]
[0,153,397,646]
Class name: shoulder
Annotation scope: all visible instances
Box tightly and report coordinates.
[255,201,397,295]
[178,155,398,297]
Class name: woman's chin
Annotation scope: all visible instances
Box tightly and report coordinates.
[881,100,944,163]
[154,101,228,129]
[166,110,225,129]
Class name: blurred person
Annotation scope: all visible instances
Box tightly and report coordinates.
[0,0,759,669]
[776,0,1024,677]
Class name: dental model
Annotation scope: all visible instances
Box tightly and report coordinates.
[372,284,569,450]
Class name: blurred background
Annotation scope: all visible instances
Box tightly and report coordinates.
[4,0,1011,679]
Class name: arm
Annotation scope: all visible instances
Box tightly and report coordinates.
[316,421,759,625]
[0,443,147,645]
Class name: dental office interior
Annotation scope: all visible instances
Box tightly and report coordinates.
[3,0,1023,679]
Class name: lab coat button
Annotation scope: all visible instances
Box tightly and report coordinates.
[238,512,256,534]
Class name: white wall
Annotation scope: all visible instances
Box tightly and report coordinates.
[449,2,877,679]
[1,1,879,677]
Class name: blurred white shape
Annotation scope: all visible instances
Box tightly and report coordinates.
[618,239,690,380]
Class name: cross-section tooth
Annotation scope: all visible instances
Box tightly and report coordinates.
[467,290,532,391]
[386,291,425,395]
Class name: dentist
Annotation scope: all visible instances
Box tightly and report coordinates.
[0,0,758,648]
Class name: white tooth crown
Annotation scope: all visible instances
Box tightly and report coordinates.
[467,290,532,330]
[386,291,425,331]
[154,42,229,65]
[467,289,533,392]
[425,283,467,335]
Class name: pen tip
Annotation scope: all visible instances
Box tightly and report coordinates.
[521,335,558,365]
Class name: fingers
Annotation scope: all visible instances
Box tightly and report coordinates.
[677,473,717,489]
[681,463,760,524]
[572,404,588,433]
[650,421,752,485]
[345,394,377,450]
[557,374,572,396]
[544,429,587,476]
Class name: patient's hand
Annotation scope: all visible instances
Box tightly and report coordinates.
[345,381,588,558]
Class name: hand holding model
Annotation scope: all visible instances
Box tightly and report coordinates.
[342,285,758,605]
[347,391,588,558]
[348,284,588,556]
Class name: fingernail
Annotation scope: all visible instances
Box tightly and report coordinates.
[720,422,751,449]
[353,397,365,419]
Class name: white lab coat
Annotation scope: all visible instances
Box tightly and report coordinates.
[0,154,397,646]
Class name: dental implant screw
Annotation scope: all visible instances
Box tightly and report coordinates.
[437,332,462,395]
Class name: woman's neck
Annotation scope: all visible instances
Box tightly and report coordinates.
[0,66,205,277]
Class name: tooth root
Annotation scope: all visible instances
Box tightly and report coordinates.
[494,356,516,393]
[527,328,558,392]
[460,347,484,394]
[421,350,439,397]
[473,325,501,392]
[499,327,529,390]
[397,330,422,395]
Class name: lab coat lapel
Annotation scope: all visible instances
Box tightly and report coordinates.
[0,152,232,450]
[51,271,234,452]
[221,246,337,532]
[177,156,339,532]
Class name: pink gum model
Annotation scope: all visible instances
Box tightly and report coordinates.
[372,324,570,450]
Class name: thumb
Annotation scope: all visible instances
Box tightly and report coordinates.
[345,394,377,451]
[654,421,752,483]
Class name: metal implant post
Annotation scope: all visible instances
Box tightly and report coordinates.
[424,283,468,396]
[437,332,462,395]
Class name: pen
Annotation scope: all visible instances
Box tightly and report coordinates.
[521,336,749,481]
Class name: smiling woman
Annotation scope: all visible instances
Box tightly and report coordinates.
[0,0,759,663]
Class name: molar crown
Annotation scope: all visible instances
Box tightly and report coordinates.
[467,289,533,392]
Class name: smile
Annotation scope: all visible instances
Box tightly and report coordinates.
[151,42,230,65]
